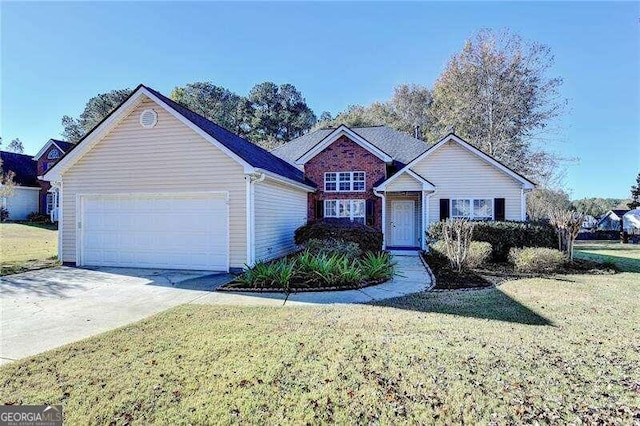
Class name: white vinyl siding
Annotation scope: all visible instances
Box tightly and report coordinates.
[253,178,307,262]
[409,140,524,223]
[60,96,248,269]
[1,187,39,220]
[385,173,423,192]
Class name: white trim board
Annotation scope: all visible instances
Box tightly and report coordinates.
[295,125,393,165]
[33,139,70,161]
[374,168,436,191]
[378,133,536,191]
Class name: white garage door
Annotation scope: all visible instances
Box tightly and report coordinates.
[80,193,228,271]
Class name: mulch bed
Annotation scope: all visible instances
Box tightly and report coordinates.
[422,252,617,290]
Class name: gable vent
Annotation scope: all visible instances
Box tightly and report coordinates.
[140,109,158,128]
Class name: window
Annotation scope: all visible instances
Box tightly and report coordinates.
[42,162,49,172]
[47,149,60,160]
[451,198,493,220]
[324,171,366,192]
[324,199,366,223]
[46,193,54,214]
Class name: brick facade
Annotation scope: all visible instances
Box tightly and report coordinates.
[304,135,386,230]
[37,144,63,214]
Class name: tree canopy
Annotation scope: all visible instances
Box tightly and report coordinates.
[628,173,640,209]
[570,197,630,218]
[62,88,133,142]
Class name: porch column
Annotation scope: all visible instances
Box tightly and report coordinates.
[421,191,427,250]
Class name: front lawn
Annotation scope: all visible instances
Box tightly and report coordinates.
[1,273,638,423]
[0,223,59,275]
[575,240,640,272]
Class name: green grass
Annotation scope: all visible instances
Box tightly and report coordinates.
[0,223,59,275]
[1,273,639,424]
[575,240,640,272]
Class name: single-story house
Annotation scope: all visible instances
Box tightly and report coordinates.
[0,151,39,220]
[597,209,630,232]
[43,84,535,272]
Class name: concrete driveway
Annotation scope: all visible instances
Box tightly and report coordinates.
[0,266,233,365]
[0,256,431,365]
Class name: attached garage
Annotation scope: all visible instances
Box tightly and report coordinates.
[79,192,228,271]
[42,84,314,272]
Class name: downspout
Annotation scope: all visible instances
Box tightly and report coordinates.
[521,188,527,221]
[245,172,266,268]
[373,189,386,249]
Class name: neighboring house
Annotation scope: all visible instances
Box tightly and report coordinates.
[33,139,74,219]
[581,214,598,231]
[0,151,39,220]
[273,125,535,250]
[44,84,535,273]
[597,209,630,232]
[43,84,314,272]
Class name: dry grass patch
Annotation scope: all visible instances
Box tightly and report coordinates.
[0,223,59,275]
[1,274,639,424]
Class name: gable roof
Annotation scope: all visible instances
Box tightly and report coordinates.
[34,139,74,161]
[272,125,430,166]
[0,151,38,187]
[43,84,313,189]
[378,133,536,190]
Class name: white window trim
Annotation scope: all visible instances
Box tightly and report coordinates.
[324,199,366,222]
[450,198,495,220]
[46,193,54,214]
[324,171,366,192]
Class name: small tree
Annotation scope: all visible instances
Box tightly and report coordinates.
[549,209,584,261]
[629,173,640,209]
[441,219,476,272]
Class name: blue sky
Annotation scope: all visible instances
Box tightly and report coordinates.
[1,1,638,199]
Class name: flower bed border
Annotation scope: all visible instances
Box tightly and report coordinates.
[217,277,390,293]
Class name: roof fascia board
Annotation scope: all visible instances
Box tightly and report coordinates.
[34,140,66,161]
[374,167,436,191]
[141,88,255,174]
[295,125,392,165]
[256,169,316,192]
[43,89,148,181]
[383,134,535,190]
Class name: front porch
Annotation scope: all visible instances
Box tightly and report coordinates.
[381,191,433,251]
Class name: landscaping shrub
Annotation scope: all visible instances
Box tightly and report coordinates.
[230,249,395,291]
[27,212,51,224]
[431,240,492,269]
[0,207,8,222]
[304,238,362,259]
[428,220,556,261]
[359,252,395,281]
[295,219,383,254]
[509,247,566,273]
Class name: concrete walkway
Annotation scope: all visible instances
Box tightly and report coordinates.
[0,255,430,364]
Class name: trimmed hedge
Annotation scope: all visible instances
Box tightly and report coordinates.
[295,219,383,254]
[428,220,556,261]
[509,247,566,273]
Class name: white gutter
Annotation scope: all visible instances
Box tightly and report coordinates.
[255,169,315,192]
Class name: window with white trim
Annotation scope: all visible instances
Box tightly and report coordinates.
[47,149,60,160]
[324,171,365,192]
[324,199,366,223]
[451,198,493,220]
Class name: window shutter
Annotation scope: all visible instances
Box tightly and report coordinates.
[315,200,324,220]
[439,199,450,221]
[366,199,375,226]
[494,198,506,221]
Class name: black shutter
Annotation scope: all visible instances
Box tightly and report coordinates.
[366,199,375,226]
[315,199,324,220]
[494,198,506,221]
[439,199,450,221]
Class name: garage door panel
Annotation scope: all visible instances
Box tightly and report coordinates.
[81,193,228,271]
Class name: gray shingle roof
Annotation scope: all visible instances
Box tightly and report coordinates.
[271,126,430,166]
[0,151,38,187]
